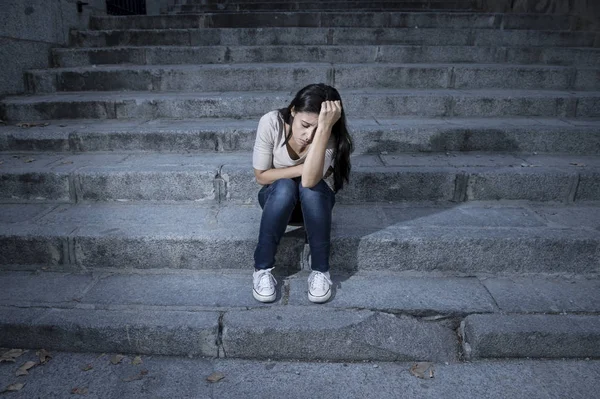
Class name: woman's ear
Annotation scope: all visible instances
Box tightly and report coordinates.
[290,106,296,117]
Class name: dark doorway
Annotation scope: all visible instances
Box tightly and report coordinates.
[106,0,147,15]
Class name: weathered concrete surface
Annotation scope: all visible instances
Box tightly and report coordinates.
[211,358,600,399]
[0,269,598,314]
[0,352,598,399]
[530,202,600,230]
[0,272,94,304]
[1,202,598,273]
[288,272,497,315]
[0,39,55,97]
[480,0,600,30]
[51,45,600,68]
[69,27,599,48]
[481,275,600,313]
[81,271,285,308]
[26,63,595,94]
[1,151,599,203]
[461,314,600,359]
[0,0,105,95]
[0,307,220,356]
[2,117,599,154]
[3,89,599,121]
[89,11,579,30]
[0,269,599,361]
[222,307,459,362]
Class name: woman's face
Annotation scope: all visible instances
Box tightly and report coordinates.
[290,110,319,149]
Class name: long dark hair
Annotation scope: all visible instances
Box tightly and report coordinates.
[278,83,353,192]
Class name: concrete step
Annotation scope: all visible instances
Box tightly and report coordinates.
[168,0,477,13]
[89,12,585,31]
[0,270,598,360]
[0,200,599,272]
[24,63,600,93]
[70,27,600,48]
[2,117,599,155]
[0,152,598,203]
[0,353,598,399]
[51,45,600,68]
[1,90,599,121]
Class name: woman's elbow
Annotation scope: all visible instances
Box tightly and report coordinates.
[254,172,268,186]
[301,177,319,189]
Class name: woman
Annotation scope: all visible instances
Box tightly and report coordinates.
[251,83,353,303]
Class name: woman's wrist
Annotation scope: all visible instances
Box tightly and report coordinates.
[316,124,333,137]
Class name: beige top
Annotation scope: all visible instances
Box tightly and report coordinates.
[252,110,336,191]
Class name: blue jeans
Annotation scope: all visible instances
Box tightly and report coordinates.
[254,177,336,273]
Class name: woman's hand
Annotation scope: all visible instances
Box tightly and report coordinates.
[318,100,342,130]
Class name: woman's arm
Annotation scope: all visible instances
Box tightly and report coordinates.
[254,164,304,186]
[301,100,341,188]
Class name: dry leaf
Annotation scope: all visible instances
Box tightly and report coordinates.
[110,354,125,365]
[123,369,148,382]
[71,387,88,395]
[16,361,37,376]
[409,362,434,379]
[569,162,586,167]
[0,349,27,363]
[2,382,25,393]
[207,371,225,383]
[81,364,93,371]
[24,158,35,163]
[132,356,143,365]
[36,349,52,364]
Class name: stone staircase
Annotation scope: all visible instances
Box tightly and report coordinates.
[166,0,479,13]
[0,1,599,366]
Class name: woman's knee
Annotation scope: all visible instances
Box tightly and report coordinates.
[299,179,335,199]
[269,178,299,204]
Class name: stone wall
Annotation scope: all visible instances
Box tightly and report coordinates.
[145,0,169,14]
[0,0,106,97]
[478,0,600,27]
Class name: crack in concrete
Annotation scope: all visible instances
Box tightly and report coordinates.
[68,174,81,204]
[217,311,227,358]
[214,164,226,203]
[567,173,581,203]
[452,172,469,202]
[448,66,456,89]
[478,278,502,312]
[456,320,468,361]
[282,279,291,305]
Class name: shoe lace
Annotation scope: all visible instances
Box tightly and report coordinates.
[257,268,277,291]
[309,271,332,291]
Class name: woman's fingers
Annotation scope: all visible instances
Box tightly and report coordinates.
[322,100,342,111]
[320,101,342,126]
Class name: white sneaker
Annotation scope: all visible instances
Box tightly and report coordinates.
[253,267,277,303]
[308,270,332,303]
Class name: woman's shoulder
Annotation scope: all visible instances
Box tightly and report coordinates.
[257,110,284,139]
[259,110,283,124]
